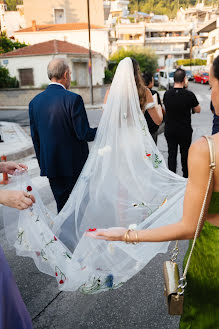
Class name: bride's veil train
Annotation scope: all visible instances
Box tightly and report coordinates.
[4,57,186,293]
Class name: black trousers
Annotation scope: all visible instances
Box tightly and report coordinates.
[49,176,78,213]
[164,129,192,178]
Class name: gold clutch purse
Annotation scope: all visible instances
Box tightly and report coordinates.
[163,135,216,316]
[163,241,185,315]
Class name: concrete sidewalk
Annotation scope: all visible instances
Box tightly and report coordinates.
[0,121,34,160]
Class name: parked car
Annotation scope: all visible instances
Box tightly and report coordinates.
[159,70,175,89]
[185,70,194,81]
[194,72,209,84]
[153,72,159,86]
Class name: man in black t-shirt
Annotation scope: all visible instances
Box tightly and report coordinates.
[143,72,164,144]
[163,69,201,178]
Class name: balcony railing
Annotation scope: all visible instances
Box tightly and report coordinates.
[116,39,145,45]
[200,42,219,54]
[146,36,190,43]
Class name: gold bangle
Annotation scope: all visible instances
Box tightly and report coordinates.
[124,229,130,243]
[131,230,139,245]
[134,230,139,244]
[124,229,139,244]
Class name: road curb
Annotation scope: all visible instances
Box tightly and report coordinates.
[0,104,103,111]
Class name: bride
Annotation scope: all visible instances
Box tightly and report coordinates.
[4,57,186,293]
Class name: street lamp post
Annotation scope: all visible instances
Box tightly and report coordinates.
[87,0,94,105]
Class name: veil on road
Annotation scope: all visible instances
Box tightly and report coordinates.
[4,57,186,294]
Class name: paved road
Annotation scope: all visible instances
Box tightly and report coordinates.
[0,82,213,329]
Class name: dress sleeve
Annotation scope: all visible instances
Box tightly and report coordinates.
[71,95,97,142]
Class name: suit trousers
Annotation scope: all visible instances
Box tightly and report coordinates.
[164,128,192,178]
[49,176,78,213]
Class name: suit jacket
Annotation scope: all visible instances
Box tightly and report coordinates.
[29,84,97,178]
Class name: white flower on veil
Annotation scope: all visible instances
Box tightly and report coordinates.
[98,145,112,156]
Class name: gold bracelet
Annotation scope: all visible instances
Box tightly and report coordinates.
[124,229,139,244]
[124,229,130,243]
[131,230,139,245]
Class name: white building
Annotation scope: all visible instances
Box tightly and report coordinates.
[104,0,129,25]
[199,18,219,65]
[114,22,191,67]
[0,40,106,87]
[14,22,109,59]
[0,1,25,37]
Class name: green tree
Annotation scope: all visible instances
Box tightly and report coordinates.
[105,47,158,83]
[0,31,27,54]
[128,0,219,17]
[5,0,23,11]
[0,66,19,88]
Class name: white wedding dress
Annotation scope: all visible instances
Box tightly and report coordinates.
[4,57,187,293]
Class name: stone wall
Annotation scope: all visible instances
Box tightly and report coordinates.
[0,85,109,107]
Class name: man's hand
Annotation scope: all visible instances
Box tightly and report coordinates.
[0,190,35,210]
[0,162,27,175]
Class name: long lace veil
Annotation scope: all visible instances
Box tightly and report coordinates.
[4,57,186,293]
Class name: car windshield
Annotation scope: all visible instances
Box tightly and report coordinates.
[202,73,209,76]
[186,71,191,75]
[169,72,174,77]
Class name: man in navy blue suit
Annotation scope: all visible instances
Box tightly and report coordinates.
[29,58,97,213]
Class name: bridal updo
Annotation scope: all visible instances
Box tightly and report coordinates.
[131,58,147,111]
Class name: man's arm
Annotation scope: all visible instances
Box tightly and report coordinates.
[29,102,41,163]
[193,105,201,113]
[190,91,201,113]
[71,95,97,142]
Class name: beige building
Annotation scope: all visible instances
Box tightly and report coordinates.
[199,18,219,65]
[23,0,104,27]
[114,22,191,67]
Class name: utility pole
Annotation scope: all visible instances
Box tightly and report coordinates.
[87,0,94,105]
[190,29,193,71]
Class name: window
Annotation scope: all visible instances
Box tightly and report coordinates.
[54,9,65,24]
[19,68,34,86]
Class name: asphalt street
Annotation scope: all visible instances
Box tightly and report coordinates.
[0,81,213,329]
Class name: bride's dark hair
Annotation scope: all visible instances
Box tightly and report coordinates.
[131,58,147,111]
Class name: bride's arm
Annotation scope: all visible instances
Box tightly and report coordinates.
[91,137,212,242]
[145,88,163,125]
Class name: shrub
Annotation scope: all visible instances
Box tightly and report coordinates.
[40,84,49,89]
[70,80,77,87]
[176,59,207,66]
[104,69,114,84]
[105,47,158,83]
[0,31,27,54]
[0,66,19,88]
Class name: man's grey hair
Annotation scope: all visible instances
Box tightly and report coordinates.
[47,58,69,80]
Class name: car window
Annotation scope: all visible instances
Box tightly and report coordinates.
[160,72,164,77]
[164,72,167,78]
[202,73,209,76]
[169,72,174,77]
